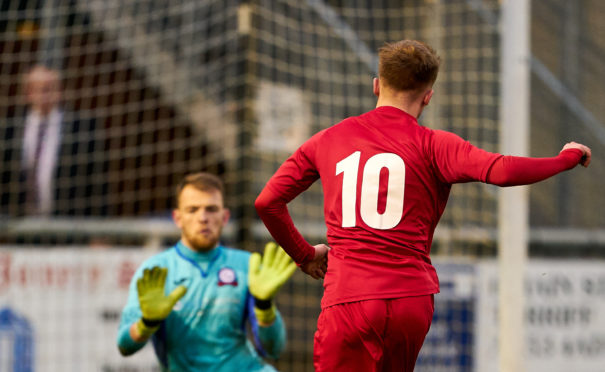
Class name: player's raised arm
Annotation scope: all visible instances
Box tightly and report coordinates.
[249,242,297,326]
[132,267,187,341]
[246,242,296,358]
[486,142,591,187]
[117,266,187,356]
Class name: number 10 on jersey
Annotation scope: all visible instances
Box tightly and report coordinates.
[336,151,405,230]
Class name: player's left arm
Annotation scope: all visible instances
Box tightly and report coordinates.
[117,268,149,356]
[117,265,186,356]
[248,242,297,357]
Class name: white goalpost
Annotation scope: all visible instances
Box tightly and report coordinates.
[499,0,530,371]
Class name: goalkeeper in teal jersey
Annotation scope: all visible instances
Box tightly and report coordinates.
[117,172,296,371]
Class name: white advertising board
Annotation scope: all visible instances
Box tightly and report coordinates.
[0,248,158,372]
[2,249,604,372]
[476,260,605,372]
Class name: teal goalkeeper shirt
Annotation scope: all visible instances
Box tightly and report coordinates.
[117,241,286,372]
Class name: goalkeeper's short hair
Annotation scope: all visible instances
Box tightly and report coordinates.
[175,172,225,206]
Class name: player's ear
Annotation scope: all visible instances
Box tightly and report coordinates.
[172,209,183,229]
[422,89,434,106]
[373,77,380,97]
[222,208,231,226]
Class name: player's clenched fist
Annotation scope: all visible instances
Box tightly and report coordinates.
[561,141,592,167]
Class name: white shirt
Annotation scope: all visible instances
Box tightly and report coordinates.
[22,108,63,215]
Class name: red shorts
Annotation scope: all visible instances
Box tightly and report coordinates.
[313,295,434,372]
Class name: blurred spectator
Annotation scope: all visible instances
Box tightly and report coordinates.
[0,65,106,217]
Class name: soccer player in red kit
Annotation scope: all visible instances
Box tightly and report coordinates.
[255,40,591,372]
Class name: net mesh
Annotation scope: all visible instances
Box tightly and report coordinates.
[1,0,605,371]
[530,0,605,230]
[249,0,503,253]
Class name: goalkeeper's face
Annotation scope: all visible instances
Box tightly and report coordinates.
[173,185,230,252]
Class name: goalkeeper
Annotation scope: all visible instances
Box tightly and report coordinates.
[117,172,296,371]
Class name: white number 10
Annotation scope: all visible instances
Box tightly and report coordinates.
[335,151,405,229]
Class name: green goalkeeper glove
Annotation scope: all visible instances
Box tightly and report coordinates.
[135,266,187,338]
[248,242,297,324]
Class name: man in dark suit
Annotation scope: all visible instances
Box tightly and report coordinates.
[1,65,106,217]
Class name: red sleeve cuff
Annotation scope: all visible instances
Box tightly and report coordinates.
[559,148,583,162]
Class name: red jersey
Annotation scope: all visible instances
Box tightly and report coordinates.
[256,106,582,308]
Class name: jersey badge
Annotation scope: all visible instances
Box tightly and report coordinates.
[217,267,238,286]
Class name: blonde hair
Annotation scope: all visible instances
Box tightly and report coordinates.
[378,40,440,92]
